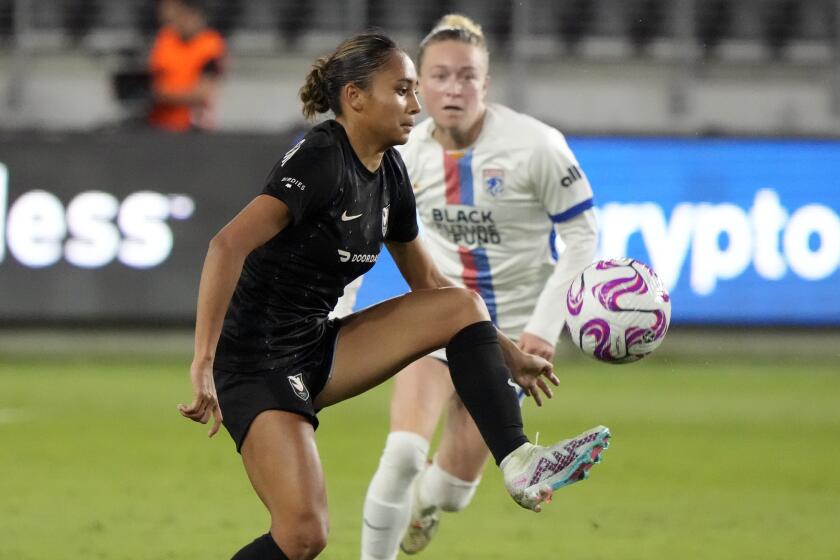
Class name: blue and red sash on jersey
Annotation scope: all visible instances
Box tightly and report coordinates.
[444,149,498,325]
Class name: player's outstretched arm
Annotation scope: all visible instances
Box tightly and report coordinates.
[178,195,291,437]
[524,209,599,358]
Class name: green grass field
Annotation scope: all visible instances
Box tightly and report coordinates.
[2,346,839,559]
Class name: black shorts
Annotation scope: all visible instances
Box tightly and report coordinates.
[214,319,342,453]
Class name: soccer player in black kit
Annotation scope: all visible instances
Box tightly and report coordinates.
[178,32,609,560]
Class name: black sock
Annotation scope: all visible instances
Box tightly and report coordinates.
[231,533,289,560]
[446,321,529,465]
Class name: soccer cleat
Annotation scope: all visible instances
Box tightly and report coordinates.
[400,476,440,555]
[502,425,610,512]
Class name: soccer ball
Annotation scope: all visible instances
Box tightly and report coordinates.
[566,258,671,364]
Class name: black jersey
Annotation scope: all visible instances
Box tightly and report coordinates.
[214,120,418,372]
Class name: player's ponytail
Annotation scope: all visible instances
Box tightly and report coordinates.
[299,32,402,120]
[418,14,488,70]
[300,56,332,119]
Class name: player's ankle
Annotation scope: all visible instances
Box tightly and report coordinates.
[499,441,532,471]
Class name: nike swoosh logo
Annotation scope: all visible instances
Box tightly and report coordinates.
[341,211,363,221]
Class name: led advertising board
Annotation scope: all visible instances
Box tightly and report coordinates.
[1,134,837,325]
[354,138,840,326]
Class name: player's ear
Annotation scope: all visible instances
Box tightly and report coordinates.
[342,82,367,114]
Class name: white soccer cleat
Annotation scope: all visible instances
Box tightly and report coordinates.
[502,425,611,512]
[400,476,440,555]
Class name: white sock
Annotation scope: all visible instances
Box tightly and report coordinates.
[417,457,480,513]
[361,431,429,560]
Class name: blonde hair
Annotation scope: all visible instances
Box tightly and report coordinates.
[418,14,488,69]
[430,14,485,39]
[299,32,401,120]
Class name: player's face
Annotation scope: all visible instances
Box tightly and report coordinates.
[158,0,200,36]
[363,52,421,148]
[157,0,179,27]
[419,41,489,133]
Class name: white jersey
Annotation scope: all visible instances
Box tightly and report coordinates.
[401,104,595,340]
[337,104,598,345]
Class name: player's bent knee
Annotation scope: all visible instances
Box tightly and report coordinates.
[442,287,490,329]
[272,514,328,560]
[366,432,429,505]
[380,431,429,476]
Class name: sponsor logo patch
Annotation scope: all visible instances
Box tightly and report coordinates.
[280,176,306,191]
[482,168,505,197]
[337,249,378,264]
[560,166,583,188]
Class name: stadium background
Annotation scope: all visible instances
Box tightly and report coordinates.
[1,1,838,558]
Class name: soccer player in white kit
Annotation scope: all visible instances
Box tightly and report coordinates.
[342,15,602,559]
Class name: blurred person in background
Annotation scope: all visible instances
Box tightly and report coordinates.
[147,0,225,132]
[177,31,607,560]
[343,14,600,560]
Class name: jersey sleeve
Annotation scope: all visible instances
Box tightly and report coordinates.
[262,143,342,225]
[385,152,419,243]
[524,209,599,343]
[528,128,594,224]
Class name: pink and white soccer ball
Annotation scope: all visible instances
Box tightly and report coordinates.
[566,258,671,364]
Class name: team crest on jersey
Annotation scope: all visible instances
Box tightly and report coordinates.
[287,373,309,401]
[482,168,505,197]
[382,205,390,237]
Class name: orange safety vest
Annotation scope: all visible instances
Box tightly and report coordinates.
[148,26,225,132]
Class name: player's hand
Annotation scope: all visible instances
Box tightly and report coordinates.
[517,332,555,361]
[510,351,559,407]
[177,359,223,437]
